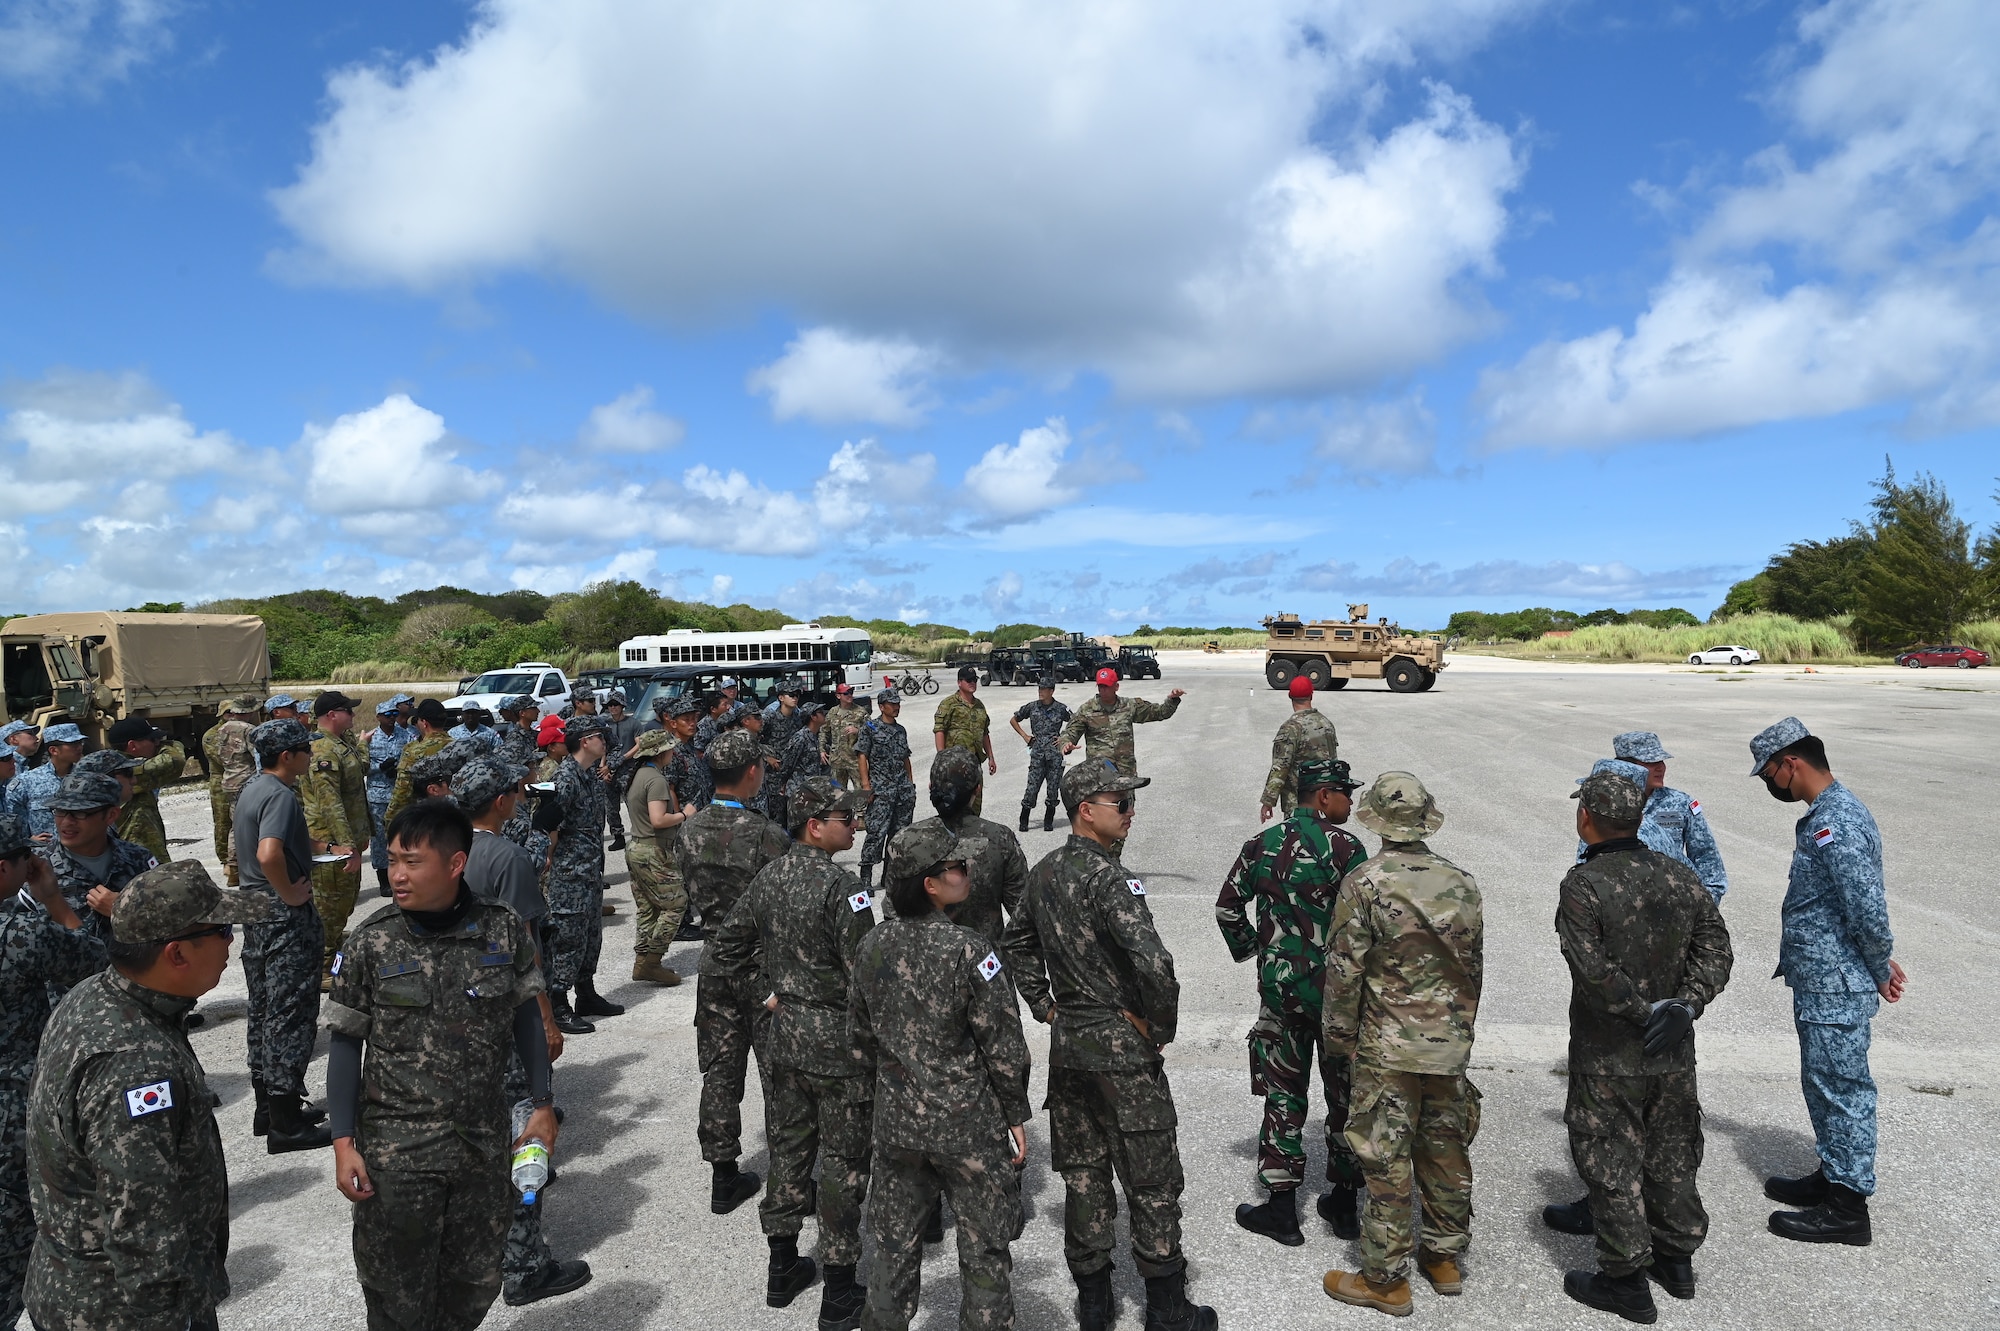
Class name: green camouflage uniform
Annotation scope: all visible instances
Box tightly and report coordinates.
[1261,709,1338,817]
[675,800,793,1163]
[1215,808,1368,1189]
[385,730,452,824]
[711,843,875,1265]
[202,720,256,884]
[850,911,1031,1331]
[1002,835,1189,1280]
[1059,692,1180,778]
[932,693,991,815]
[304,728,373,976]
[118,740,185,866]
[822,702,867,790]
[1323,839,1483,1284]
[623,759,689,960]
[25,968,231,1331]
[1558,841,1733,1276]
[325,898,546,1330]
[884,810,1027,985]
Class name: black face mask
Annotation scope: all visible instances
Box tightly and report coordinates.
[1760,766,1802,803]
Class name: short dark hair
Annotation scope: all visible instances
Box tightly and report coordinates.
[107,938,167,972]
[564,735,589,755]
[886,871,934,918]
[957,665,979,683]
[261,742,309,771]
[1773,735,1829,772]
[386,798,474,860]
[414,699,451,728]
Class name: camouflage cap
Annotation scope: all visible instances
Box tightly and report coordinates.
[408,740,479,791]
[929,746,984,807]
[0,813,28,856]
[503,694,539,715]
[631,728,676,760]
[250,718,315,763]
[1572,770,1646,826]
[887,821,974,887]
[1060,760,1150,813]
[1297,758,1361,795]
[778,677,804,697]
[1578,757,1649,799]
[876,687,901,706]
[563,714,605,739]
[798,701,825,720]
[1749,715,1811,775]
[707,728,760,771]
[374,699,401,717]
[1039,672,1059,688]
[664,694,704,719]
[75,748,141,775]
[0,721,37,741]
[113,860,275,944]
[0,750,14,767]
[1354,771,1444,840]
[788,776,866,833]
[1611,731,1671,763]
[389,692,415,706]
[41,723,84,745]
[265,694,299,711]
[449,756,526,812]
[225,696,263,715]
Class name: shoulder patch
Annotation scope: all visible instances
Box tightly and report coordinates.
[1689,799,1702,816]
[145,856,158,870]
[330,952,343,977]
[848,890,872,913]
[1812,826,1835,847]
[1126,878,1147,896]
[976,951,1003,982]
[124,1080,173,1118]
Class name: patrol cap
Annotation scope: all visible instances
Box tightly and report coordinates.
[1354,771,1444,840]
[1749,716,1812,775]
[1287,674,1315,700]
[1060,760,1149,813]
[407,742,476,792]
[313,690,361,717]
[778,678,803,698]
[450,756,526,812]
[1572,770,1645,825]
[265,694,299,712]
[0,813,30,857]
[41,723,85,745]
[250,718,315,763]
[887,821,975,887]
[0,721,38,741]
[798,701,824,720]
[1094,667,1120,687]
[374,699,401,717]
[76,748,141,775]
[718,675,738,689]
[707,729,759,772]
[502,694,539,716]
[929,747,983,807]
[789,776,865,833]
[113,860,275,944]
[563,714,604,740]
[631,728,676,760]
[389,692,415,706]
[0,750,14,768]
[1297,758,1360,795]
[50,772,125,812]
[1578,758,1649,799]
[876,687,901,706]
[106,716,166,747]
[665,694,704,719]
[1039,672,1058,689]
[1612,731,1671,763]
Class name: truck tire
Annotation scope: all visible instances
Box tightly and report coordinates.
[1417,669,1437,691]
[1324,678,1348,690]
[1385,659,1424,693]
[1265,658,1298,690]
[1301,658,1331,690]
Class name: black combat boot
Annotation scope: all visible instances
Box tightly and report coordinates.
[1074,1265,1114,1331]
[766,1235,818,1307]
[1544,1195,1595,1234]
[1235,1187,1304,1246]
[859,864,874,890]
[1317,1185,1360,1240]
[1019,806,1032,833]
[608,832,626,851]
[1562,1268,1657,1324]
[1768,1182,1871,1245]
[264,1091,333,1155]
[1044,806,1057,832]
[1645,1253,1695,1300]
[251,1077,269,1137]
[817,1262,866,1331]
[375,866,391,898]
[922,1196,946,1244]
[712,1160,762,1215]
[574,976,625,1018]
[550,991,595,1035]
[674,914,705,941]
[1764,1168,1828,1207]
[504,1258,593,1306]
[1142,1269,1216,1331]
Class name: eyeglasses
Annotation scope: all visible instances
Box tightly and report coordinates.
[1088,795,1136,815]
[929,859,969,877]
[54,807,115,821]
[817,812,856,825]
[168,923,234,944]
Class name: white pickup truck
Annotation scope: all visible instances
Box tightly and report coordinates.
[448,662,572,719]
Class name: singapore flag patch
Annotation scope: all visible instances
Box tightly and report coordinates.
[124,1081,173,1119]
[1689,800,1702,816]
[849,890,872,913]
[1813,826,1836,847]
[1127,878,1147,896]
[977,952,1003,982]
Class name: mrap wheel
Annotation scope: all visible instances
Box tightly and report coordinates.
[1385,659,1425,693]
[1265,658,1299,690]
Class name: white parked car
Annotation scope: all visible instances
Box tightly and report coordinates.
[1686,645,1762,666]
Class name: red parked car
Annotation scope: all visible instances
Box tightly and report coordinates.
[1895,644,1990,668]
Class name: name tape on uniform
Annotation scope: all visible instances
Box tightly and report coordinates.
[124,1081,173,1118]
[977,952,1003,982]
[1127,878,1147,896]
[848,890,872,914]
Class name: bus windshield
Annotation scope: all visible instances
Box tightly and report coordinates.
[832,639,872,664]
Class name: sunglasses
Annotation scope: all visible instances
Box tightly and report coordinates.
[1088,795,1136,815]
[169,923,234,944]
[929,859,970,877]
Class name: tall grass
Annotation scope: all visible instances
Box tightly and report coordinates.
[1124,632,1269,650]
[317,647,620,687]
[1490,613,1868,664]
[1957,621,2000,657]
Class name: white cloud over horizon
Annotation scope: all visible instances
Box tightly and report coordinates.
[0,0,178,95]
[748,328,941,427]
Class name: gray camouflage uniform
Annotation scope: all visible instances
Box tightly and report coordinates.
[1010,696,1071,817]
[855,715,915,873]
[542,753,605,996]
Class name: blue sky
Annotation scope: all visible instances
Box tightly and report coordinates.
[2,0,1996,630]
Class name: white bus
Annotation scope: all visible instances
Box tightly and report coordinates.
[617,623,875,688]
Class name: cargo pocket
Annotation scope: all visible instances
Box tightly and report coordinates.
[374,971,433,1051]
[1460,1076,1483,1147]
[1110,1066,1181,1191]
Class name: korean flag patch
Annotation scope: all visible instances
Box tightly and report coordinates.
[330,952,344,977]
[124,1081,173,1119]
[848,890,872,914]
[1813,826,1836,847]
[976,951,1003,982]
[1126,878,1147,896]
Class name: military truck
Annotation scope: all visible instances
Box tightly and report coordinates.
[1,612,271,753]
[1261,604,1446,693]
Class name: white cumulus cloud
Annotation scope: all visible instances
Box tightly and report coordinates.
[748,328,940,426]
[303,393,502,516]
[580,385,684,452]
[962,418,1080,521]
[2,370,238,507]
[0,0,177,95]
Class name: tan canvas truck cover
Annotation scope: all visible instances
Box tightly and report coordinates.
[4,612,270,703]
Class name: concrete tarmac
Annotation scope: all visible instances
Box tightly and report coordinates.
[150,651,1999,1329]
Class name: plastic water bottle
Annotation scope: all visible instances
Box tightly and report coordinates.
[511,1137,550,1205]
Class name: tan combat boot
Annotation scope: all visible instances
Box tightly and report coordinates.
[1323,1269,1412,1317]
[1419,1253,1463,1295]
[632,955,680,986]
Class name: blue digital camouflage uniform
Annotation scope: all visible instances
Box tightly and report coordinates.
[1779,779,1894,1195]
[1573,761,1728,903]
[446,723,503,756]
[365,722,411,876]
[5,764,64,843]
[1011,697,1071,817]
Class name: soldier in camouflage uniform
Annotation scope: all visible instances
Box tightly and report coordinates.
[676,728,793,1212]
[777,703,831,803]
[1556,770,1732,1322]
[895,748,1027,966]
[823,684,867,790]
[1259,675,1339,822]
[541,716,618,1030]
[1060,668,1184,777]
[657,697,713,942]
[41,772,159,946]
[365,700,411,896]
[324,799,558,1331]
[6,721,83,842]
[711,777,873,1327]
[1002,762,1216,1331]
[1008,673,1071,832]
[385,699,456,824]
[0,814,106,1326]
[102,717,185,866]
[303,692,373,983]
[623,727,690,986]
[851,821,1032,1331]
[761,679,808,759]
[856,688,915,890]
[25,859,270,1331]
[1217,758,1368,1246]
[597,696,639,851]
[1321,772,1483,1318]
[205,697,261,886]
[933,666,997,817]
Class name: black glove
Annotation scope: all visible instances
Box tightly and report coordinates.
[380,758,397,779]
[531,794,565,834]
[1643,999,1697,1058]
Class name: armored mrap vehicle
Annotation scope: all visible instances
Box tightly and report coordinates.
[1261,604,1446,693]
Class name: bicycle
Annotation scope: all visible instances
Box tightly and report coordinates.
[898,670,941,695]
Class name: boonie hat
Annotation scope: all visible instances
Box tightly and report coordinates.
[631,729,676,760]
[250,718,315,763]
[113,860,274,944]
[1287,675,1315,700]
[604,694,627,710]
[1297,758,1360,795]
[106,717,166,747]
[1060,760,1149,813]
[450,757,526,812]
[1572,769,1646,825]
[225,696,264,715]
[1354,771,1444,840]
[75,749,141,775]
[41,723,85,745]
[1749,716,1812,775]
[0,721,38,741]
[1095,667,1121,687]
[789,776,865,833]
[1611,731,1671,764]
[706,729,760,771]
[50,772,126,812]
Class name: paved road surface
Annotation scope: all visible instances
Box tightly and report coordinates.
[145,652,1998,1329]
